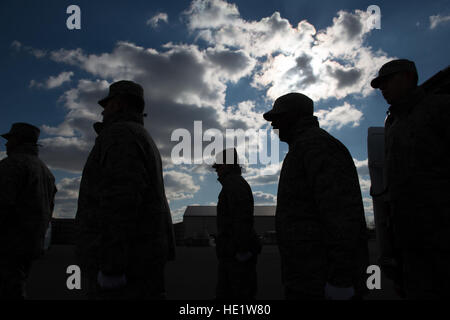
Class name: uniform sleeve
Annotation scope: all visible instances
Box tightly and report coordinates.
[432,95,450,143]
[97,136,149,276]
[0,159,25,226]
[47,181,57,228]
[302,142,365,287]
[226,182,254,253]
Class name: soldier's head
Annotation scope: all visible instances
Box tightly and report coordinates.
[371,59,418,105]
[1,122,40,154]
[98,80,145,120]
[263,93,314,143]
[212,148,241,178]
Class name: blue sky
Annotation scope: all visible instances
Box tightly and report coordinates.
[1,0,449,223]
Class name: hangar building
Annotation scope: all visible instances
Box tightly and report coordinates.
[182,205,276,241]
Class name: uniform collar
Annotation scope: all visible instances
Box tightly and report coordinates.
[217,170,241,185]
[8,143,39,156]
[94,112,144,135]
[387,87,426,117]
[287,116,320,146]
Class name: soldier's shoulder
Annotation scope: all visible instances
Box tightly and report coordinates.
[422,93,450,107]
[0,155,12,169]
[292,127,340,153]
[222,173,251,191]
[0,154,30,176]
[98,123,146,151]
[101,122,138,139]
[37,157,55,180]
[2,153,29,166]
[419,93,450,119]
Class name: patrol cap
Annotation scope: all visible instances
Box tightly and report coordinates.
[371,59,418,89]
[263,93,314,121]
[98,80,145,108]
[1,122,40,143]
[212,148,239,168]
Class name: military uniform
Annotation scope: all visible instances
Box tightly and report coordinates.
[275,116,369,299]
[0,123,56,299]
[215,169,261,300]
[384,87,450,298]
[76,81,175,299]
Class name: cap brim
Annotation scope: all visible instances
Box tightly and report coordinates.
[370,77,381,89]
[98,97,111,108]
[0,133,11,140]
[263,110,281,121]
[371,70,402,89]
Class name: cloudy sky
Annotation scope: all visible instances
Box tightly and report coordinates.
[1,0,449,224]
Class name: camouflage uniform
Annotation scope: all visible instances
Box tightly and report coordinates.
[75,112,176,299]
[0,142,56,299]
[276,116,369,299]
[384,87,450,298]
[215,171,261,300]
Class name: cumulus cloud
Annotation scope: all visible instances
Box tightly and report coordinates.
[253,191,276,205]
[164,170,201,201]
[429,14,450,29]
[15,1,390,219]
[244,163,281,186]
[186,0,393,102]
[363,197,374,215]
[147,12,169,28]
[315,102,363,130]
[38,79,106,172]
[30,71,74,89]
[11,40,47,58]
[171,206,187,223]
[353,158,369,176]
[53,176,81,218]
[363,197,375,228]
[185,0,240,30]
[40,137,92,173]
[352,157,371,196]
[224,100,266,130]
[353,158,372,218]
[358,174,371,194]
[35,39,263,172]
[18,2,389,174]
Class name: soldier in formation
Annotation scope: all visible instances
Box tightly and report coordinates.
[75,80,176,299]
[371,59,450,299]
[213,148,261,300]
[5,60,449,301]
[0,123,57,299]
[263,93,369,300]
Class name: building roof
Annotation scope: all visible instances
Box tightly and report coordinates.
[183,205,275,218]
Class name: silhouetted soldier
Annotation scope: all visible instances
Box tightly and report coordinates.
[371,59,450,299]
[213,148,261,300]
[0,123,57,299]
[263,93,369,300]
[76,80,175,300]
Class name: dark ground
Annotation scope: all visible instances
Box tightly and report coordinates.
[26,239,399,300]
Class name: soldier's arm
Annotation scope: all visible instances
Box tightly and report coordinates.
[433,95,450,143]
[303,142,363,288]
[0,159,25,225]
[98,135,148,276]
[51,184,57,214]
[226,184,254,253]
